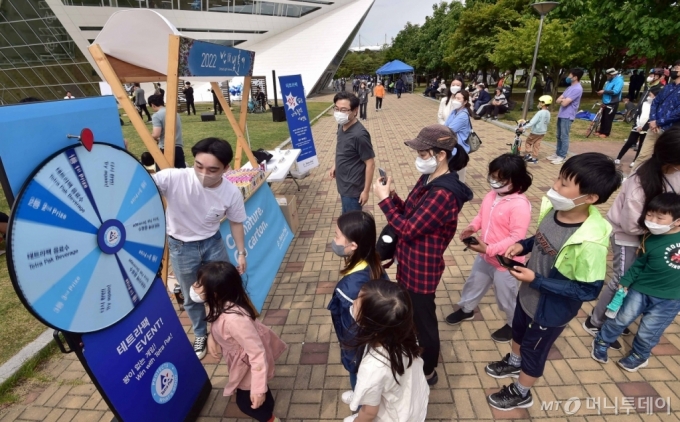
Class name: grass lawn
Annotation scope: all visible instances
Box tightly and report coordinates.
[0,100,331,370]
[499,93,632,144]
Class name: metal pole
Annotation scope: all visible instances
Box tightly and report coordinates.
[521,13,546,120]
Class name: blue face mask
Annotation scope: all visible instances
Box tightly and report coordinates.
[565,77,572,84]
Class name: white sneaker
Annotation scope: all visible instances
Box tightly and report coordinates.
[551,157,565,165]
[341,390,354,405]
[193,336,207,360]
[614,159,621,165]
[629,161,636,168]
[546,154,558,161]
[343,414,359,422]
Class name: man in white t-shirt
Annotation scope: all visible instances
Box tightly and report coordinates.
[152,137,247,359]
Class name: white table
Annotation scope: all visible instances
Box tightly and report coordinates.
[242,149,302,188]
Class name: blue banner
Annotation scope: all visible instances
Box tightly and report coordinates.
[179,37,255,78]
[82,279,209,421]
[219,184,293,312]
[278,75,319,172]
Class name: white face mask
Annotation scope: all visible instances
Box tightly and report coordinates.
[647,76,654,83]
[415,156,438,174]
[194,167,223,187]
[450,85,461,95]
[189,286,205,304]
[334,111,350,125]
[645,219,678,235]
[450,100,463,109]
[546,188,587,211]
[489,178,512,194]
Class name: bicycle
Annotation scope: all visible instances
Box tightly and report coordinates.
[585,102,604,138]
[510,120,526,155]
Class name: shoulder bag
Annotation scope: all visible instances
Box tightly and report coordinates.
[466,112,483,153]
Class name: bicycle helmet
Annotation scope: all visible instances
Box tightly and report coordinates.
[538,95,553,105]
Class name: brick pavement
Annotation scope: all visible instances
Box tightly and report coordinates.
[3,91,680,422]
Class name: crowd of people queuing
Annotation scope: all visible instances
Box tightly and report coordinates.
[116,63,680,421]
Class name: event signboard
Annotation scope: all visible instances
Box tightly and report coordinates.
[277,74,319,172]
[178,37,255,78]
[219,183,293,312]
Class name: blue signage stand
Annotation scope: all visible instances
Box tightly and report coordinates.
[277,75,319,173]
[0,97,211,422]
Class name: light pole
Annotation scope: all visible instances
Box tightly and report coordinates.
[521,1,559,120]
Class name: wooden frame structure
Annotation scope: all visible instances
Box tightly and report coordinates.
[88,35,260,282]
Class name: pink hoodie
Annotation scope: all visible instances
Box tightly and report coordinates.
[469,190,532,270]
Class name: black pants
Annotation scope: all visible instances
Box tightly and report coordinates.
[359,102,367,120]
[492,104,508,117]
[160,146,187,169]
[408,290,439,376]
[186,99,195,115]
[599,102,619,136]
[138,104,151,120]
[235,388,275,422]
[376,97,383,110]
[511,299,565,377]
[616,130,646,161]
[213,98,222,115]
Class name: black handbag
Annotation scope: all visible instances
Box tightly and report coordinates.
[253,148,273,164]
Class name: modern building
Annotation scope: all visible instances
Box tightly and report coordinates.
[0,0,373,103]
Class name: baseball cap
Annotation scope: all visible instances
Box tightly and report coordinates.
[605,68,619,75]
[650,68,664,76]
[405,125,458,151]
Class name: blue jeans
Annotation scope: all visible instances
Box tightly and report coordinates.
[555,118,572,158]
[598,289,680,360]
[168,231,230,337]
[341,196,362,215]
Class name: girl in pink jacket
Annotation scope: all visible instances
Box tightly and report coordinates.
[445,154,532,343]
[196,262,287,422]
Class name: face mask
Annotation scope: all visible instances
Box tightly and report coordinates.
[645,219,678,235]
[194,167,222,187]
[331,239,350,257]
[672,70,680,79]
[647,76,654,83]
[565,77,572,84]
[189,286,204,304]
[415,156,438,174]
[450,100,463,109]
[546,188,588,211]
[334,111,350,125]
[450,86,461,95]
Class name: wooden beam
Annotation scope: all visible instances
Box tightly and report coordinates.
[164,35,181,169]
[89,44,170,169]
[234,75,252,169]
[106,54,165,80]
[210,82,258,170]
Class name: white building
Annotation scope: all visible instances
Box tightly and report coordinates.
[0,0,374,102]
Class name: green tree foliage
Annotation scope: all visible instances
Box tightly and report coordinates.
[336,50,387,78]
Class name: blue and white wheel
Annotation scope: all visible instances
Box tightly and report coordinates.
[7,143,166,333]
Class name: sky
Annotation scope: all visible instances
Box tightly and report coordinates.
[350,0,438,48]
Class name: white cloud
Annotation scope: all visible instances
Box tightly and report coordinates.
[351,0,439,48]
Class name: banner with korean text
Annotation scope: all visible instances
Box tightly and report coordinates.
[278,74,319,172]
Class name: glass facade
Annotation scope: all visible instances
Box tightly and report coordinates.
[63,0,322,17]
[0,0,100,103]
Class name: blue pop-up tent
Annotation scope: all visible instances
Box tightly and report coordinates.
[376,60,415,92]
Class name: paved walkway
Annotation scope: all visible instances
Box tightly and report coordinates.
[4,92,680,422]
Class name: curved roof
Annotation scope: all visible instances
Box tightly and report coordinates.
[376,60,414,75]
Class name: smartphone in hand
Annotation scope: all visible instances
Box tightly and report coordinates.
[378,168,387,185]
[462,236,479,251]
[496,255,525,270]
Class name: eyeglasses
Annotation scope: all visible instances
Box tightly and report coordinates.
[333,107,351,113]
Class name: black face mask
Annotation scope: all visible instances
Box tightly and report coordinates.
[671,70,680,80]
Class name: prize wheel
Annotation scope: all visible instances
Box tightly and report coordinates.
[7,143,166,333]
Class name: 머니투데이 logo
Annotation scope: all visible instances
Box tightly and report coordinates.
[151,362,178,404]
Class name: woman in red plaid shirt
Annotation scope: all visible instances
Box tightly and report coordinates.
[374,124,473,385]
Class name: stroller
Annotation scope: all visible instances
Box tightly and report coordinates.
[509,120,526,155]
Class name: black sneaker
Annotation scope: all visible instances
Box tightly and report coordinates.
[582,315,600,336]
[485,353,520,379]
[609,338,622,351]
[194,335,207,360]
[487,383,533,411]
[491,324,513,343]
[445,308,474,325]
[622,327,632,336]
[426,370,438,386]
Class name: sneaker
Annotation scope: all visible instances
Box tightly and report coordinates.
[491,324,513,343]
[614,159,621,165]
[193,335,208,360]
[528,158,538,164]
[622,327,632,336]
[485,353,521,379]
[546,154,558,161]
[341,390,353,405]
[551,157,565,165]
[618,353,649,372]
[445,308,474,325]
[523,154,532,161]
[343,414,359,422]
[629,161,636,168]
[487,383,533,411]
[591,339,609,364]
[426,370,438,386]
[582,315,600,336]
[609,338,622,351]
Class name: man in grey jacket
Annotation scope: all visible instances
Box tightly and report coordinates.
[133,83,151,122]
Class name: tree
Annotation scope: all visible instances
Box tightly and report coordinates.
[384,23,422,72]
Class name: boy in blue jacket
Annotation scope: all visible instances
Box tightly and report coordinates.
[485,153,622,411]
